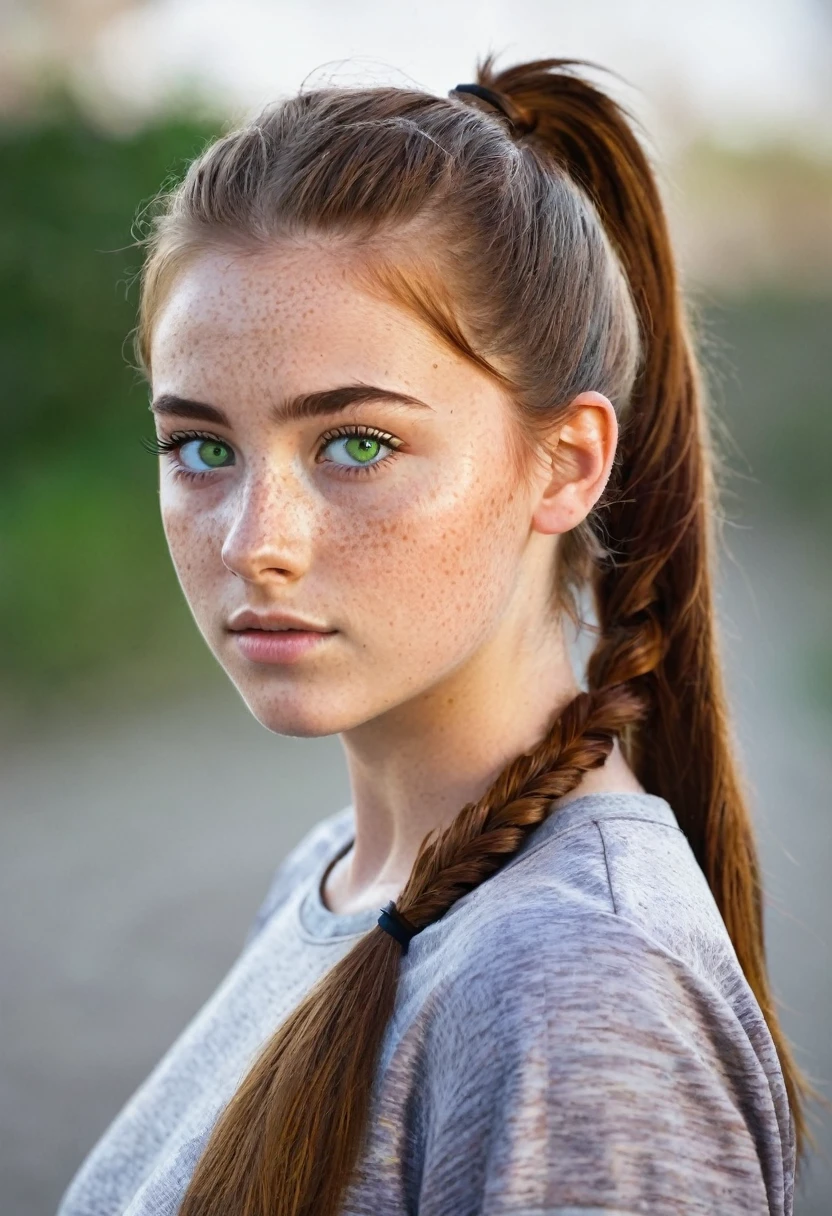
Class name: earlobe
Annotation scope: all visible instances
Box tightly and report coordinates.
[531,391,618,536]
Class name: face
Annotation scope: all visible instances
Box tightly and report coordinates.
[149,241,547,737]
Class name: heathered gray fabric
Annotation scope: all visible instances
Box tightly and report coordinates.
[56,792,795,1216]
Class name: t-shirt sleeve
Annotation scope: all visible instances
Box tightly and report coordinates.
[416,910,780,1216]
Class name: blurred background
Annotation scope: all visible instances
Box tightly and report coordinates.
[1,1,830,1212]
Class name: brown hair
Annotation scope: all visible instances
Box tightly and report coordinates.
[134,54,817,1216]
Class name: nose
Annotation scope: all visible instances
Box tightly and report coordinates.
[220,463,312,584]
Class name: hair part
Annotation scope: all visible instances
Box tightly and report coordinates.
[132,53,818,1216]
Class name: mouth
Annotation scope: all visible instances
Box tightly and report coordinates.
[226,609,336,634]
[230,626,338,665]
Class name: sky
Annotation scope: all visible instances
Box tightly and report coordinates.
[71,0,832,154]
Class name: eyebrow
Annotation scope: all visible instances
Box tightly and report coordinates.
[149,384,434,426]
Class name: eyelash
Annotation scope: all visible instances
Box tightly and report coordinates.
[140,425,403,483]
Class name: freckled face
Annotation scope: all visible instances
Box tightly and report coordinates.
[149,242,536,736]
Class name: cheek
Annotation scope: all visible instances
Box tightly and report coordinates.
[329,462,525,657]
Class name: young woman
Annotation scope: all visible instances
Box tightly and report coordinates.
[57,55,812,1216]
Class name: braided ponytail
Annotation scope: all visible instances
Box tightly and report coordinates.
[133,54,815,1216]
[477,53,818,1163]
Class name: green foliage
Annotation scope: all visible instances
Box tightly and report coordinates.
[0,97,222,705]
[0,93,219,455]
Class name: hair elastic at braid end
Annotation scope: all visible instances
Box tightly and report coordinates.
[378,900,419,954]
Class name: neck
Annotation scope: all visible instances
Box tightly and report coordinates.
[323,616,642,916]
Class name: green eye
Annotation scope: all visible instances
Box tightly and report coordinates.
[343,436,381,464]
[321,428,397,472]
[180,438,233,471]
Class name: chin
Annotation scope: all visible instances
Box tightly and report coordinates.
[229,679,366,739]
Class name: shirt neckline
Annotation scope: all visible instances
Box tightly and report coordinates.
[296,790,677,943]
[297,829,379,942]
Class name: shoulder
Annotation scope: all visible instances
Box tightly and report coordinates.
[409,810,792,1142]
[426,862,775,1081]
[456,796,740,1002]
[423,904,731,1059]
[408,910,786,1215]
[243,803,354,946]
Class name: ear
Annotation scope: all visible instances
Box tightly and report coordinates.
[530,391,618,536]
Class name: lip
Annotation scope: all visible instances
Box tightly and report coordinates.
[227,608,333,633]
[232,628,337,665]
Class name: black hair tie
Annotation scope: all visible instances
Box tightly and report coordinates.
[378,900,420,954]
[449,82,537,136]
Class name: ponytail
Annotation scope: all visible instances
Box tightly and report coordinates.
[134,55,817,1216]
[478,53,817,1162]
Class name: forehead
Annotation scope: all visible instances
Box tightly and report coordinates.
[149,242,464,394]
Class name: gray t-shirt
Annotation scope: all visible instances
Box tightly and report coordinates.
[56,792,794,1216]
